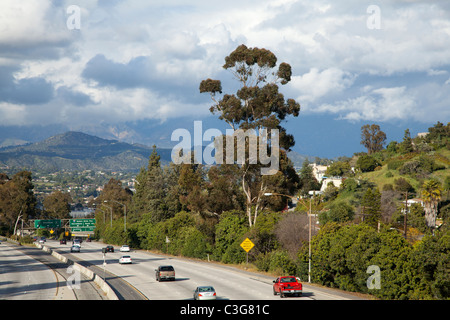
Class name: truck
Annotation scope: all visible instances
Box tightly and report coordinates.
[273,276,302,298]
[155,265,176,281]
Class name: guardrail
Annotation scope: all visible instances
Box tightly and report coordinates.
[35,243,119,300]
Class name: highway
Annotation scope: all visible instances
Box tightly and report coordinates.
[0,241,106,300]
[42,239,364,301]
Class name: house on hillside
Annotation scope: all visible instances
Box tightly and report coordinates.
[320,177,343,192]
[400,198,424,214]
[407,198,424,207]
[416,132,429,138]
[309,163,328,181]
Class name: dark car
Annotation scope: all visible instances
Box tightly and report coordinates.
[60,239,66,244]
[105,245,114,252]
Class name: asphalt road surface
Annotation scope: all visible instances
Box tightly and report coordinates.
[0,241,105,300]
[43,239,365,301]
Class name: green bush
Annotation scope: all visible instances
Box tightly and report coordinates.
[297,222,449,299]
[387,159,404,170]
[357,155,379,172]
[319,201,355,225]
[254,249,297,275]
[180,227,210,259]
[20,235,34,244]
[213,210,248,262]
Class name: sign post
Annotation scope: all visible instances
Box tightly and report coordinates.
[240,238,255,268]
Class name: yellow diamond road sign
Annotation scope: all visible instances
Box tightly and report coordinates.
[240,238,255,252]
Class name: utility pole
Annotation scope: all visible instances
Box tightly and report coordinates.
[404,191,409,240]
[308,196,312,283]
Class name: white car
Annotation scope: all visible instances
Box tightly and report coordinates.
[193,286,217,300]
[119,255,132,264]
[119,245,130,252]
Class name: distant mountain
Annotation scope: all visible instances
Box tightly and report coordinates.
[0,131,311,172]
[0,131,172,172]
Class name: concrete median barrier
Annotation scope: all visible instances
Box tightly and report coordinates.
[35,243,118,300]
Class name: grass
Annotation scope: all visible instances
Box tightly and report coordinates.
[358,148,449,192]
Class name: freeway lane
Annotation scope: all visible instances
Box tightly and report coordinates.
[0,242,58,300]
[44,240,364,300]
[0,241,106,300]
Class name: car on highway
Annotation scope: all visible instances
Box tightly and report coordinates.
[119,245,130,252]
[38,237,46,244]
[193,286,217,300]
[70,245,80,253]
[273,276,302,298]
[60,239,66,244]
[155,265,175,281]
[119,255,132,264]
[105,245,114,252]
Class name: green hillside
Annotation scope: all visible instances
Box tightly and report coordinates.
[314,122,449,234]
[0,131,173,172]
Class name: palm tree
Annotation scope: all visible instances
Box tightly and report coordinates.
[421,180,442,229]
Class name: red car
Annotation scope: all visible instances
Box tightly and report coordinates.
[273,276,302,298]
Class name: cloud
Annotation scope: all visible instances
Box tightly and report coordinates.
[290,68,355,104]
[310,83,450,124]
[56,86,94,107]
[82,54,154,89]
[0,66,54,105]
[0,0,74,60]
[0,0,449,131]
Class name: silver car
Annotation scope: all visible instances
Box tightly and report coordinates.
[70,245,80,252]
[193,286,217,300]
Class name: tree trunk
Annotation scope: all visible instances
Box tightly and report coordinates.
[424,202,437,228]
[242,173,253,227]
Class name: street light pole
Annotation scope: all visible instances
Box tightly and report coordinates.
[308,197,312,283]
[104,200,127,232]
[296,193,317,284]
[102,203,113,228]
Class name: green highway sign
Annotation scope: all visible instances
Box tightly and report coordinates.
[70,219,96,232]
[70,218,96,227]
[34,219,61,229]
[71,227,95,232]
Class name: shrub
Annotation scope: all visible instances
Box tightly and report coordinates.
[357,155,379,172]
[319,201,355,225]
[180,227,210,259]
[387,159,404,170]
[213,210,248,262]
[255,250,297,275]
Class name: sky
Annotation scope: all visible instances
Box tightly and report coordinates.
[0,0,449,158]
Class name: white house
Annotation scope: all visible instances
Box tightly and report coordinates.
[309,163,328,181]
[320,177,343,192]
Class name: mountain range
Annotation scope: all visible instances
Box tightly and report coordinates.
[0,131,172,172]
[0,131,310,172]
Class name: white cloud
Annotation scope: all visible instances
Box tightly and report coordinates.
[291,68,355,104]
[0,0,449,129]
[313,86,417,122]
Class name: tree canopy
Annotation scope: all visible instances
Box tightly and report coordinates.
[199,44,301,226]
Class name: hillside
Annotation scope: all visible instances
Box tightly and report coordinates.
[0,131,173,172]
[358,148,450,192]
[0,131,312,172]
